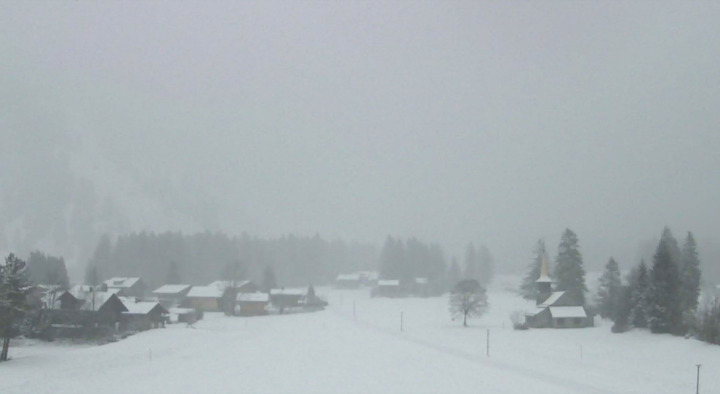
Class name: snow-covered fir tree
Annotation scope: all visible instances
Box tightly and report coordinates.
[519,239,545,300]
[647,228,683,334]
[597,257,622,319]
[0,254,31,362]
[679,232,701,315]
[553,229,587,305]
[629,260,650,328]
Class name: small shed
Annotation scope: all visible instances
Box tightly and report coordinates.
[236,293,270,316]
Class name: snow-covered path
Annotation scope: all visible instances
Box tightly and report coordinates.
[2,281,719,393]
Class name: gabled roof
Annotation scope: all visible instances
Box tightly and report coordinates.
[104,277,141,289]
[120,298,168,315]
[538,291,565,307]
[378,280,400,286]
[75,291,127,312]
[549,306,587,319]
[207,280,254,291]
[237,293,270,302]
[187,286,223,298]
[152,284,192,295]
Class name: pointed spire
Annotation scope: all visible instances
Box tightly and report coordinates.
[537,253,552,283]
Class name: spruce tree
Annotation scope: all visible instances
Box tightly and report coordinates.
[647,229,683,334]
[0,254,31,361]
[553,229,587,305]
[519,239,545,300]
[597,257,622,319]
[679,232,701,315]
[629,260,649,328]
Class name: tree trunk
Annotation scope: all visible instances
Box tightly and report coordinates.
[463,312,468,327]
[1,336,9,361]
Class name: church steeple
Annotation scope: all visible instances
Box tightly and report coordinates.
[536,253,552,305]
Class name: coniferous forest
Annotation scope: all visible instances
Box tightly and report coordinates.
[84,232,378,289]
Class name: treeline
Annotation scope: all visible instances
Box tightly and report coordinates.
[597,228,704,338]
[380,237,495,294]
[85,232,378,289]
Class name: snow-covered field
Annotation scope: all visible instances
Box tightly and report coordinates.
[3,276,718,394]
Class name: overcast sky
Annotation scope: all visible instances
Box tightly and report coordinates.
[2,1,720,271]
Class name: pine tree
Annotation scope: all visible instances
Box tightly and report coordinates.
[0,254,31,362]
[597,257,622,319]
[553,229,587,305]
[519,239,545,300]
[679,232,701,315]
[647,228,683,334]
[629,260,649,328]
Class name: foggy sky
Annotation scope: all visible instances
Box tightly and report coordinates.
[2,1,720,272]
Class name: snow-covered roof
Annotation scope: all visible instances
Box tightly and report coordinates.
[538,291,565,307]
[378,280,400,286]
[270,288,305,296]
[187,286,224,298]
[525,307,547,317]
[120,298,166,315]
[104,277,141,288]
[237,293,270,302]
[70,284,96,293]
[336,274,360,281]
[208,280,254,290]
[76,291,124,312]
[549,306,587,319]
[152,284,191,295]
[414,277,428,284]
[357,271,379,280]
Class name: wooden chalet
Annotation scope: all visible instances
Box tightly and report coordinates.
[152,284,192,308]
[40,289,128,338]
[269,288,305,314]
[184,286,224,312]
[120,298,168,331]
[235,293,270,316]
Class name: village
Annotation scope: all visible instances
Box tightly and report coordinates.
[26,277,330,342]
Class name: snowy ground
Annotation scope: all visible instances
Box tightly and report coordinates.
[2,276,718,394]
